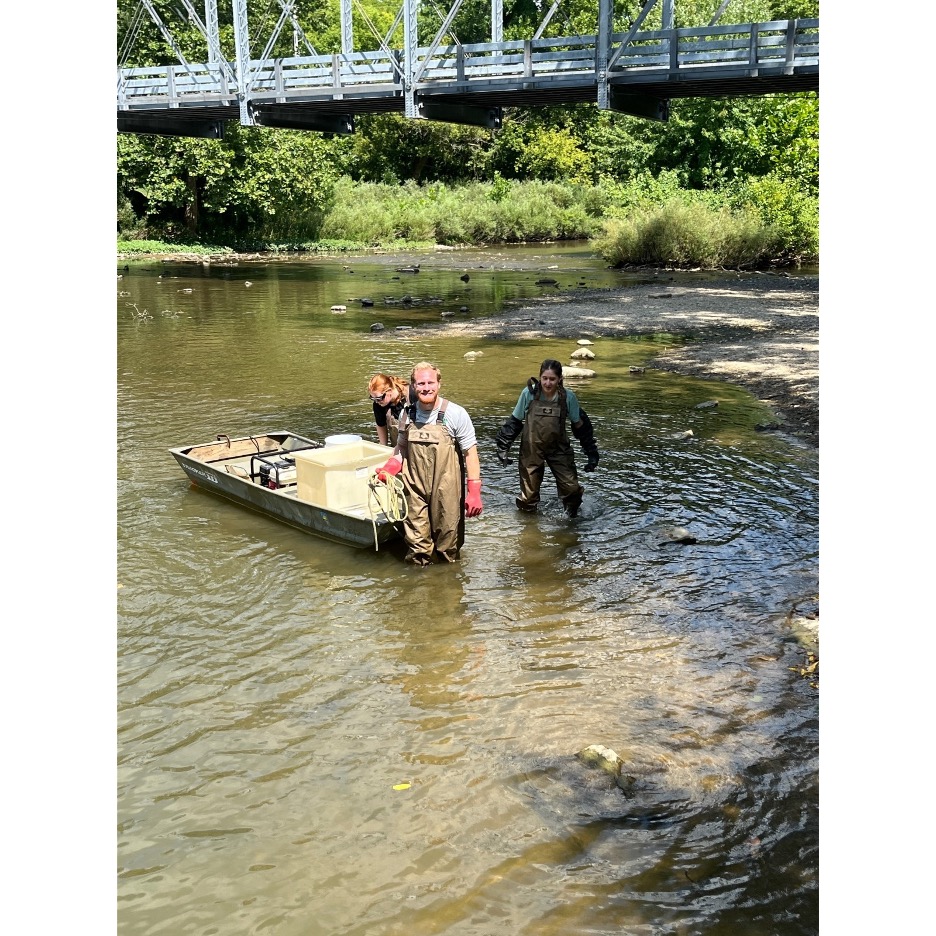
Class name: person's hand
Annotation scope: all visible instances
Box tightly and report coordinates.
[584,452,599,473]
[376,455,402,483]
[495,442,512,466]
[465,479,483,517]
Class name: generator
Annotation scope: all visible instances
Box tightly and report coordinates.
[255,455,297,489]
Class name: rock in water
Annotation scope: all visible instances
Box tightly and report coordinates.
[576,744,623,777]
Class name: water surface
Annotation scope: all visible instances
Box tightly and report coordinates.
[118,244,818,935]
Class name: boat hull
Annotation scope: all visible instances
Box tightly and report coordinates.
[169,431,403,551]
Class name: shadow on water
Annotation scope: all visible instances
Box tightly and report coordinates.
[118,245,817,936]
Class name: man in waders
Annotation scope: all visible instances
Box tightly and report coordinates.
[376,361,483,565]
[494,358,599,517]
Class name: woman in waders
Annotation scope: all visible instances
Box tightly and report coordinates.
[494,358,600,517]
[375,362,483,565]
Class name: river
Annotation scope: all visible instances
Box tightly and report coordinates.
[117,243,818,935]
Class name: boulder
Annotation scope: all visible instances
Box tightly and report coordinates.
[577,744,623,777]
[571,347,595,360]
[563,365,596,378]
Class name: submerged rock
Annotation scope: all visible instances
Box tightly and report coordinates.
[662,527,697,545]
[577,744,623,777]
[564,365,596,378]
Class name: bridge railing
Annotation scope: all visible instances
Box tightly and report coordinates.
[117,19,818,110]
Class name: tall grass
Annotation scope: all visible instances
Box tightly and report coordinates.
[317,177,604,245]
[593,171,817,268]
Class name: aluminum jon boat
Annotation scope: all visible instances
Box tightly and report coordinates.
[169,430,405,551]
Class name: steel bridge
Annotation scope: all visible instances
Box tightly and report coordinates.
[117,0,818,138]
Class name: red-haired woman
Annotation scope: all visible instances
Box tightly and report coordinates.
[367,373,412,447]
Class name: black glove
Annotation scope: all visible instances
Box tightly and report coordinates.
[572,409,600,473]
[495,415,524,466]
[527,376,540,396]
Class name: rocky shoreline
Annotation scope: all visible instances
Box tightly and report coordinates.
[416,271,819,448]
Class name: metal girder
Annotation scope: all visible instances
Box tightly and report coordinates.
[251,106,355,134]
[340,0,353,54]
[232,0,252,124]
[608,88,669,122]
[416,101,502,128]
[608,0,660,72]
[491,0,502,43]
[403,0,418,117]
[117,115,225,138]
[597,0,612,109]
[412,0,466,86]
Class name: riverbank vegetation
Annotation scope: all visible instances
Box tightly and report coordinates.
[117,0,819,269]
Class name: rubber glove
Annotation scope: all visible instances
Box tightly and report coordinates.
[584,451,599,472]
[465,479,483,517]
[376,455,402,483]
[495,442,512,466]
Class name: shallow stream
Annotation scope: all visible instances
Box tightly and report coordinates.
[117,243,818,935]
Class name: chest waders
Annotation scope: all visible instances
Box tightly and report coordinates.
[386,405,402,447]
[517,392,583,516]
[399,401,466,564]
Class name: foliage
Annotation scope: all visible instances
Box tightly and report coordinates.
[117,240,233,256]
[592,169,817,269]
[725,172,819,261]
[347,115,493,184]
[318,177,602,245]
[117,124,347,246]
[594,200,778,269]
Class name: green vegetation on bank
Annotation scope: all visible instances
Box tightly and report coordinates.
[119,171,817,269]
[117,0,819,269]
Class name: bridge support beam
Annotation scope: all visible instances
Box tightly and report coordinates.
[403,0,418,118]
[416,101,502,129]
[117,115,225,138]
[608,88,669,122]
[596,0,612,109]
[251,106,355,134]
[232,0,254,125]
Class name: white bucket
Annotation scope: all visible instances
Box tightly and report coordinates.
[324,434,362,447]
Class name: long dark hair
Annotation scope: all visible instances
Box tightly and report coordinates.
[540,358,565,392]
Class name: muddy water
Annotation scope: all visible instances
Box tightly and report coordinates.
[117,244,818,935]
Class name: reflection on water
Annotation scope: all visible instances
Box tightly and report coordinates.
[118,246,818,935]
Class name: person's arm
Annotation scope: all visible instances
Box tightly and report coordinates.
[374,401,389,445]
[571,408,599,472]
[464,445,483,517]
[497,389,529,465]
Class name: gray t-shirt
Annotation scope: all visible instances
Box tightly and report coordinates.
[411,399,477,452]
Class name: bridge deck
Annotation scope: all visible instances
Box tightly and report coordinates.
[117,18,817,133]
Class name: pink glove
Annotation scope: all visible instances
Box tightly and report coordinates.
[465,479,483,517]
[376,455,402,483]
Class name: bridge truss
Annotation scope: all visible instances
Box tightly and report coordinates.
[117,0,818,138]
